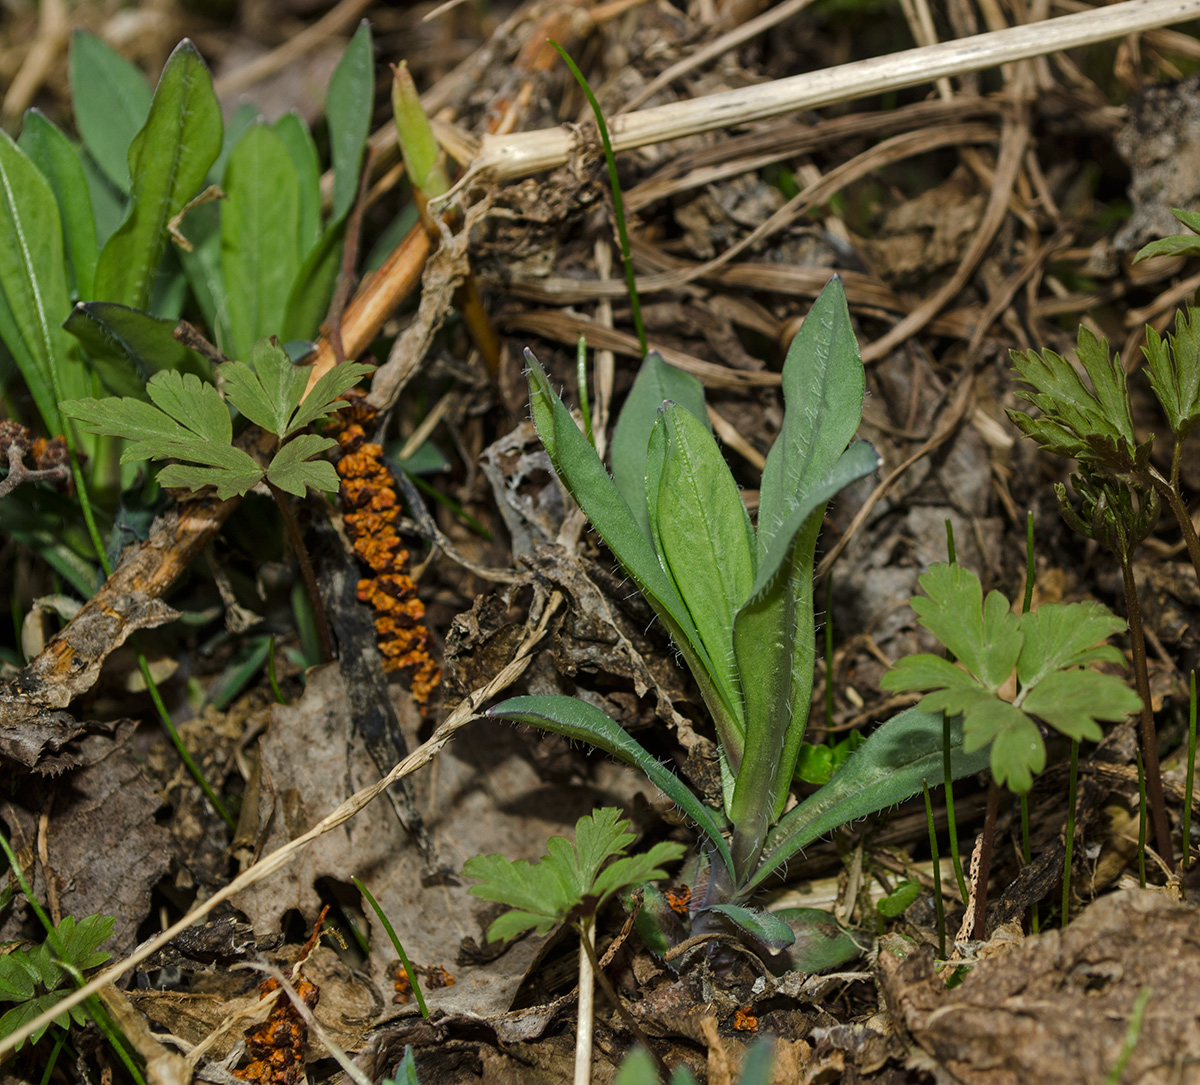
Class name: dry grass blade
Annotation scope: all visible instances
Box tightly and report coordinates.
[468,0,1200,182]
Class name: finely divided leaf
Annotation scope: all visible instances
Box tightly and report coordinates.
[1143,307,1200,440]
[908,564,1021,692]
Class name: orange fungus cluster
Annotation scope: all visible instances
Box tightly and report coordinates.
[328,391,440,705]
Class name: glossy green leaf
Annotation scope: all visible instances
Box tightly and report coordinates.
[63,302,209,399]
[221,123,301,361]
[488,695,735,878]
[94,40,222,312]
[877,879,921,918]
[273,112,321,258]
[656,403,754,715]
[0,130,91,436]
[755,277,864,580]
[18,111,98,301]
[326,21,373,223]
[707,903,795,950]
[68,31,152,193]
[745,708,991,895]
[610,351,707,538]
[1143,306,1200,441]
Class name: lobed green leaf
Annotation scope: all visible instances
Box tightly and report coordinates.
[961,698,1043,793]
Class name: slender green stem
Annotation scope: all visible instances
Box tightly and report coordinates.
[824,572,835,732]
[1063,739,1079,927]
[38,1031,65,1085]
[267,635,287,705]
[551,41,647,357]
[1135,747,1147,888]
[0,830,146,1085]
[944,517,957,565]
[923,781,946,958]
[1119,553,1173,869]
[576,335,594,446]
[352,876,428,1017]
[135,636,236,832]
[1184,670,1197,875]
[943,715,968,903]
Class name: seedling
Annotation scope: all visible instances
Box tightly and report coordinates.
[464,808,684,1085]
[488,279,993,967]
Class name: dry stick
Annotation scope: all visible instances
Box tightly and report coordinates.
[1,0,67,121]
[971,780,1004,939]
[0,591,564,1058]
[467,0,1200,182]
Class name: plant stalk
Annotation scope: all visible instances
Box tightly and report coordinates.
[923,781,946,957]
[574,916,595,1085]
[1118,553,1174,869]
[1185,670,1197,876]
[972,779,1002,940]
[1063,739,1079,926]
[268,481,334,664]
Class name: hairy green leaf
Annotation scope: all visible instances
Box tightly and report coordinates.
[68,31,152,194]
[1143,306,1200,441]
[94,40,222,312]
[18,111,98,301]
[745,708,991,895]
[707,904,795,951]
[326,21,373,223]
[0,130,91,436]
[488,695,735,878]
[63,302,208,399]
[221,123,301,361]
[610,351,707,539]
[772,907,867,972]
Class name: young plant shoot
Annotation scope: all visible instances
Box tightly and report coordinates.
[488,279,993,966]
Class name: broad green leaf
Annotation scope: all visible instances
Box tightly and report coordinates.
[756,277,864,573]
[94,40,222,312]
[1019,670,1140,742]
[707,903,795,950]
[19,111,98,301]
[0,130,91,436]
[68,31,152,193]
[281,218,345,343]
[908,564,1022,692]
[488,695,736,879]
[745,708,991,895]
[221,123,301,361]
[656,404,754,712]
[63,302,209,399]
[1015,600,1126,688]
[962,698,1043,793]
[273,112,321,258]
[326,21,374,223]
[1143,306,1200,441]
[523,353,742,749]
[610,351,707,538]
[266,434,340,496]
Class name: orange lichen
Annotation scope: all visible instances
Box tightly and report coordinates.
[732,1006,758,1032]
[388,961,456,1005]
[233,909,329,1085]
[326,392,440,706]
[664,886,691,916]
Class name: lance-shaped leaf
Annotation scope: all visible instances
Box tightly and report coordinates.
[488,695,735,879]
[94,40,222,312]
[655,403,755,723]
[273,113,321,260]
[1134,207,1200,262]
[743,708,991,895]
[327,20,373,223]
[610,352,708,539]
[0,130,92,437]
[524,351,744,752]
[706,903,795,951]
[754,276,864,582]
[18,110,98,302]
[1143,306,1200,442]
[220,123,301,361]
[68,31,152,194]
